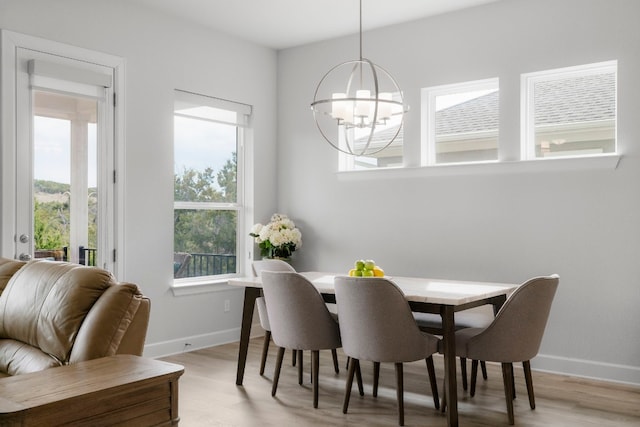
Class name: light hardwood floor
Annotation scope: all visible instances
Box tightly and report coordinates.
[160,338,640,427]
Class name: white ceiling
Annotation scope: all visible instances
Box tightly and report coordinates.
[129,0,501,50]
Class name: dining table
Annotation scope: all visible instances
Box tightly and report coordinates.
[227,272,519,427]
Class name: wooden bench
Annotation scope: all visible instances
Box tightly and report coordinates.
[0,355,184,426]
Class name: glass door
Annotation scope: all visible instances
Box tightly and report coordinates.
[14,47,114,269]
[32,90,98,265]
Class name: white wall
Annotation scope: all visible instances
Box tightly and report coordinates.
[277,0,640,385]
[0,0,278,355]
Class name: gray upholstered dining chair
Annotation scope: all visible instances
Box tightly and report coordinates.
[444,275,559,425]
[253,260,340,379]
[252,259,296,375]
[334,276,440,426]
[261,271,343,408]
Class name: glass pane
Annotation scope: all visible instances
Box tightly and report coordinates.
[173,209,237,278]
[534,72,615,158]
[339,90,404,170]
[33,90,98,265]
[347,115,404,169]
[174,116,237,203]
[434,88,499,164]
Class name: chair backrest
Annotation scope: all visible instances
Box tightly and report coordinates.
[334,276,439,363]
[252,259,296,277]
[173,252,192,278]
[465,275,559,363]
[261,271,340,351]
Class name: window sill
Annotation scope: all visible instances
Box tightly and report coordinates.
[171,278,237,296]
[337,154,620,180]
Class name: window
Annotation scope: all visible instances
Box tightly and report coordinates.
[422,78,499,165]
[173,90,250,281]
[339,92,404,171]
[521,61,617,159]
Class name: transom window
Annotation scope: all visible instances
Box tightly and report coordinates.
[521,61,617,159]
[173,90,250,281]
[339,92,404,171]
[422,78,499,165]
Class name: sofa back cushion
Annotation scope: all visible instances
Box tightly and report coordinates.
[0,260,114,364]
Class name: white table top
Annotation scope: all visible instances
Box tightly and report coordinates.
[228,271,518,306]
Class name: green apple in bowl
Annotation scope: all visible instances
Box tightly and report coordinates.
[364,260,376,271]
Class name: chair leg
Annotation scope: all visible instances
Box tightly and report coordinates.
[332,349,340,374]
[312,350,320,408]
[373,361,380,397]
[523,360,536,409]
[297,350,304,385]
[440,378,447,413]
[292,349,297,366]
[259,331,271,376]
[460,357,468,391]
[511,362,516,399]
[481,360,488,380]
[272,347,285,397]
[395,362,405,426]
[470,359,479,397]
[426,356,439,410]
[343,358,357,414]
[355,359,364,396]
[501,362,515,425]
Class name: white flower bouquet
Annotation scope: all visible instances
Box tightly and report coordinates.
[250,213,302,259]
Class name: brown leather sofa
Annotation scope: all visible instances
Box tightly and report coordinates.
[0,257,150,377]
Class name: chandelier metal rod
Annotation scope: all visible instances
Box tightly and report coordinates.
[359,0,363,61]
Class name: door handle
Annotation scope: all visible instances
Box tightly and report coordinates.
[18,253,32,261]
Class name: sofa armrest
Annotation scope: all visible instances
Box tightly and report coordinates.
[116,296,150,356]
[69,283,148,363]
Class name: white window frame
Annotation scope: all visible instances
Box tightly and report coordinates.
[521,61,617,161]
[421,78,499,166]
[171,90,251,293]
[339,61,619,180]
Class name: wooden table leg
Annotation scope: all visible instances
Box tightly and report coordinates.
[442,305,458,427]
[236,286,260,385]
[491,294,507,315]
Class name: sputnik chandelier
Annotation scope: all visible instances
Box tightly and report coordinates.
[311,0,408,157]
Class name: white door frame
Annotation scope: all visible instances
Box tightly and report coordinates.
[0,30,126,278]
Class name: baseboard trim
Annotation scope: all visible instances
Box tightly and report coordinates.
[145,333,639,387]
[532,353,640,386]
[143,322,265,359]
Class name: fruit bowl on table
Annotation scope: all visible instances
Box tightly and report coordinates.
[348,259,385,277]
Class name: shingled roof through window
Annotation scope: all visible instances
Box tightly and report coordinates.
[534,72,615,125]
[353,70,615,152]
[436,90,499,135]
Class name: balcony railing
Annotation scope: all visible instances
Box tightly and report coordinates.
[181,253,236,278]
[35,247,236,278]
[34,246,96,266]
